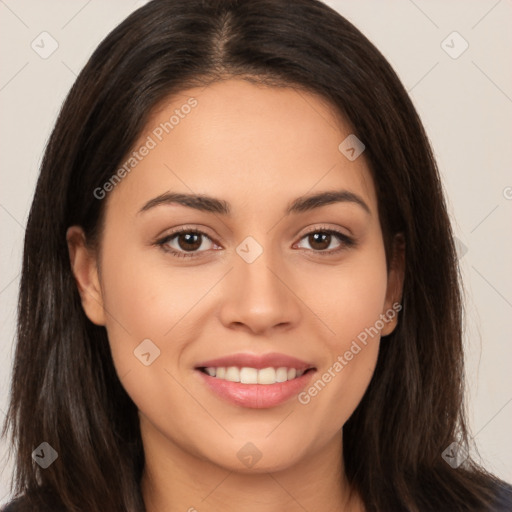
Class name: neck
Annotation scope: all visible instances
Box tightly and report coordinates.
[140,415,364,512]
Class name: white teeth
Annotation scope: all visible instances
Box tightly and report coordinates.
[202,365,309,384]
[225,366,240,382]
[275,367,288,382]
[258,367,276,384]
[240,367,258,384]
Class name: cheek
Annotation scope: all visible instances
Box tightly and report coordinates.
[96,237,206,372]
[296,243,388,431]
[96,241,211,432]
[308,241,389,345]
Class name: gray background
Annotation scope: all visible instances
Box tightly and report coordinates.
[1,0,511,504]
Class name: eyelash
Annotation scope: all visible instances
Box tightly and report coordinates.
[155,225,356,260]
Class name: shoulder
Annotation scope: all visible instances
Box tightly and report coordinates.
[490,480,512,511]
[1,489,66,512]
[1,496,28,512]
[1,496,44,512]
[1,496,29,512]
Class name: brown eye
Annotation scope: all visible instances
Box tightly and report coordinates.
[307,232,333,251]
[296,228,356,255]
[175,232,202,251]
[157,229,216,258]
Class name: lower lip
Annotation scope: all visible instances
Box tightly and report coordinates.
[196,369,316,409]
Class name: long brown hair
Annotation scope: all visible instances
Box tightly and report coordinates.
[2,1,510,510]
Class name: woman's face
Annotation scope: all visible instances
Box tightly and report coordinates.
[69,79,403,473]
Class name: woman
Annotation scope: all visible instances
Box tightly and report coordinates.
[2,0,511,510]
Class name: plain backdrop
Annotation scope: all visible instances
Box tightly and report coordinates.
[0,0,511,504]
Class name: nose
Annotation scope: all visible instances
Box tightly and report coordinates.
[218,244,301,336]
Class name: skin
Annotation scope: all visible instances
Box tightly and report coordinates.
[67,79,404,512]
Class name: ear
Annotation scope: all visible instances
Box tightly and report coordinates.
[66,226,106,326]
[381,233,405,336]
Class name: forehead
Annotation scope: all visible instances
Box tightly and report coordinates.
[106,79,377,219]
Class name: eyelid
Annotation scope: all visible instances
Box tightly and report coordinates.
[295,223,353,241]
[293,224,356,255]
[155,226,219,259]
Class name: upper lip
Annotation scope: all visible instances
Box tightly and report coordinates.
[195,352,315,371]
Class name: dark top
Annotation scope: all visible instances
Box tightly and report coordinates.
[2,481,512,511]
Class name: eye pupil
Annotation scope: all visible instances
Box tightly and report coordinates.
[309,232,331,250]
[178,233,201,251]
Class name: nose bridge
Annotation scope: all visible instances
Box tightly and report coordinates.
[219,234,299,333]
[236,234,287,307]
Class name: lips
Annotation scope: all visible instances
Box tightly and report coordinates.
[194,352,317,409]
[195,352,314,371]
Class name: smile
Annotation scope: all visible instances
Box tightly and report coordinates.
[198,366,309,384]
[194,352,317,408]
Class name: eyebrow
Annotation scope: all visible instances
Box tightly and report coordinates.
[138,190,371,216]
